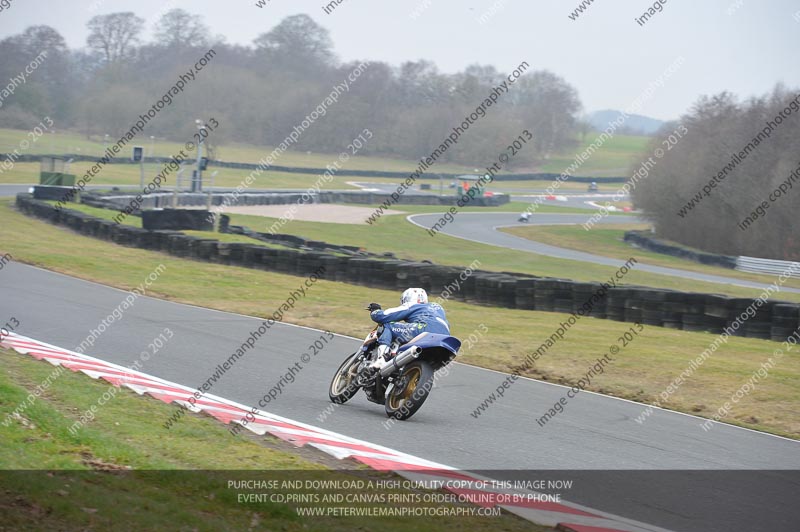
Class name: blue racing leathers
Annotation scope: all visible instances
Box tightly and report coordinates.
[370,302,450,348]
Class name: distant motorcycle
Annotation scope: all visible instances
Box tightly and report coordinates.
[328,321,461,420]
[518,212,531,222]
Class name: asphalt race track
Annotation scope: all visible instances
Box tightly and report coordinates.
[408,212,800,294]
[346,181,620,210]
[1,262,798,532]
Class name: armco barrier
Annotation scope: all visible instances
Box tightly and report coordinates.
[736,256,800,279]
[15,193,800,341]
[79,190,510,209]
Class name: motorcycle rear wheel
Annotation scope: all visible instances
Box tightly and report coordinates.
[384,360,434,420]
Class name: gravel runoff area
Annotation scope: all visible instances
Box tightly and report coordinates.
[224,204,406,224]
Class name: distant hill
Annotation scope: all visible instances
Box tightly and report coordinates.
[587,110,666,136]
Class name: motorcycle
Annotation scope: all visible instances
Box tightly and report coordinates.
[328,322,461,420]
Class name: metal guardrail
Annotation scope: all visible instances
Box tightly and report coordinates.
[735,256,800,278]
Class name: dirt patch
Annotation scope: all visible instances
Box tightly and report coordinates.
[224,204,404,224]
[80,451,132,472]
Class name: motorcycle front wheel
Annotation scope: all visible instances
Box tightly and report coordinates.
[329,352,361,404]
[384,360,435,420]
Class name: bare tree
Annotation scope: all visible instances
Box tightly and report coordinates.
[0,26,72,122]
[87,12,145,63]
[253,14,335,74]
[153,9,210,48]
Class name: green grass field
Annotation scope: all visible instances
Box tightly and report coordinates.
[537,134,650,177]
[2,199,798,438]
[0,127,648,187]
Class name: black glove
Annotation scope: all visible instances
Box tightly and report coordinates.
[366,303,382,312]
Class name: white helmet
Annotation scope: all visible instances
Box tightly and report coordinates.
[401,288,428,306]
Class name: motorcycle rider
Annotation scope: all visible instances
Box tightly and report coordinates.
[366,288,450,370]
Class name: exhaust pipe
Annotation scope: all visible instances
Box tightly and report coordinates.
[379,346,421,378]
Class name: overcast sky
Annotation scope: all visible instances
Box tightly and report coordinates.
[2,0,799,121]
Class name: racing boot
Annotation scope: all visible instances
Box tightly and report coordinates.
[369,344,392,371]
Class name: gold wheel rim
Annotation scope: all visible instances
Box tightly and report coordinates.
[389,367,421,410]
[333,361,357,395]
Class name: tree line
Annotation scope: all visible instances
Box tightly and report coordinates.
[0,11,582,169]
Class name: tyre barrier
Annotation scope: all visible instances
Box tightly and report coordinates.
[624,230,737,269]
[33,185,74,201]
[512,278,535,310]
[15,193,800,342]
[141,209,213,231]
[226,227,364,257]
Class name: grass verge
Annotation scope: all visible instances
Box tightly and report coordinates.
[0,350,539,531]
[0,161,365,191]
